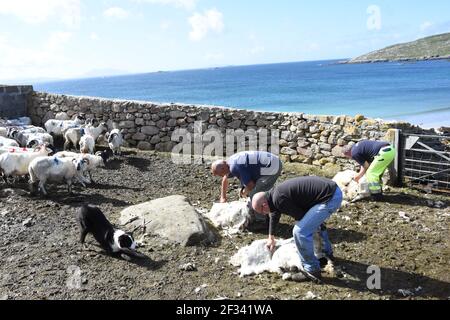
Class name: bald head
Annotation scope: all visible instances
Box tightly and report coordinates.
[252,192,271,215]
[342,145,353,159]
[211,160,230,177]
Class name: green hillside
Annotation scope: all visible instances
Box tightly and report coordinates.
[348,32,450,63]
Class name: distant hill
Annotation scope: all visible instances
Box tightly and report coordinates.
[347,32,450,64]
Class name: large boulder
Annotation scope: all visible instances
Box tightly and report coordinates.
[119,195,215,246]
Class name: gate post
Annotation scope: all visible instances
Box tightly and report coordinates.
[386,129,402,187]
[393,129,402,187]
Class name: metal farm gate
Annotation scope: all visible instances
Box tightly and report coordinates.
[399,132,450,193]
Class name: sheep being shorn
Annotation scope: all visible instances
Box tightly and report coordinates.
[332,170,370,202]
[29,156,89,196]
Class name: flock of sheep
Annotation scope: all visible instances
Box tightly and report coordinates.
[0,114,124,196]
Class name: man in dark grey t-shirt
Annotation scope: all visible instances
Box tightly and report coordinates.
[252,176,343,283]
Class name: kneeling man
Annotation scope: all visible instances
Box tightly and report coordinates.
[252,176,342,283]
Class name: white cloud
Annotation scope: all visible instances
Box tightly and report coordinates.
[0,31,75,80]
[131,0,198,11]
[0,0,81,28]
[189,9,224,41]
[160,20,172,30]
[420,21,434,32]
[250,45,265,55]
[90,32,99,41]
[205,52,224,60]
[103,7,130,20]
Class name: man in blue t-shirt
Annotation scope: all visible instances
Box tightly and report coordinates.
[211,151,283,203]
[343,140,396,199]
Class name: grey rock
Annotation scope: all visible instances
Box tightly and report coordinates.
[119,196,215,246]
[141,126,160,136]
[119,121,135,129]
[170,111,187,119]
[228,120,242,129]
[137,141,152,150]
[132,133,146,141]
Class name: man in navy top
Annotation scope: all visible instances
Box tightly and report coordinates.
[343,139,395,199]
[211,151,283,203]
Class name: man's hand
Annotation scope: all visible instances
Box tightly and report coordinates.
[354,175,361,183]
[220,196,227,203]
[266,236,276,253]
[239,187,248,199]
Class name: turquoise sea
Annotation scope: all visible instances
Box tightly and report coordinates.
[34,59,450,128]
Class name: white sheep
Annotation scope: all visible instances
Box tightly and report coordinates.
[206,201,252,234]
[0,146,34,156]
[0,145,53,182]
[8,127,54,148]
[55,150,112,184]
[80,134,95,154]
[106,129,124,155]
[64,122,107,151]
[332,170,370,201]
[45,114,86,137]
[0,136,20,147]
[29,156,89,196]
[230,238,301,277]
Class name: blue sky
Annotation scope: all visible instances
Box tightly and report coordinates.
[0,0,449,81]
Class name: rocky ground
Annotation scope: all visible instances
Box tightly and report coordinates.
[0,150,449,300]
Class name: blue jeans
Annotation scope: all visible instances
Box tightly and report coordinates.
[293,187,343,273]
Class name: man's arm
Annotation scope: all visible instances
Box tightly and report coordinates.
[240,180,256,198]
[267,212,281,252]
[355,162,370,182]
[220,176,229,203]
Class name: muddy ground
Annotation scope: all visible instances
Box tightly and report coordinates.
[0,150,449,300]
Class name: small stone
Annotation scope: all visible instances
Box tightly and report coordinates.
[304,291,317,300]
[22,218,33,227]
[179,263,197,272]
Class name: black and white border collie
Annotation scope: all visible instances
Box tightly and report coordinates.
[77,205,145,259]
